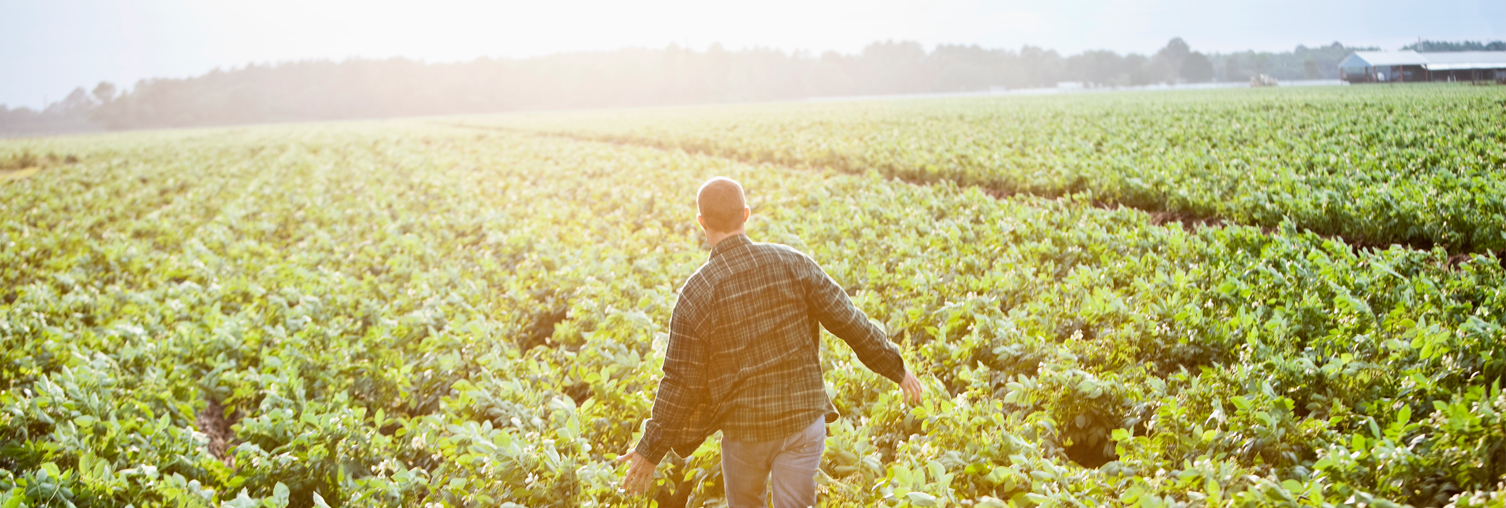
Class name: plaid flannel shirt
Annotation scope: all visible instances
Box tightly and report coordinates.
[633,234,908,463]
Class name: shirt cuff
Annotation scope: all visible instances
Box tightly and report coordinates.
[880,357,908,385]
[633,435,669,464]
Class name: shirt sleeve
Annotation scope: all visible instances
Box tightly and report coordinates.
[633,293,713,464]
[800,255,908,384]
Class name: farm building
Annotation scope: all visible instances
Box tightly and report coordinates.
[1339,51,1506,83]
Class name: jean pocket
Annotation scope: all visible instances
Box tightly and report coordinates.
[786,427,825,455]
[785,439,819,455]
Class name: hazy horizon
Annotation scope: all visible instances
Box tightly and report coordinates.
[3,0,1503,109]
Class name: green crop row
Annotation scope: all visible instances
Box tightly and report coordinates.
[463,84,1506,253]
[1,115,1504,507]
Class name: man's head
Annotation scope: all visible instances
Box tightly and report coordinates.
[696,177,749,234]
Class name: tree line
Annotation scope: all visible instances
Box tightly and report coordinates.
[1402,40,1506,51]
[3,38,1495,136]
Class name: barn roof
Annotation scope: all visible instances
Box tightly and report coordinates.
[1340,50,1506,70]
[1418,51,1506,70]
[1341,51,1428,68]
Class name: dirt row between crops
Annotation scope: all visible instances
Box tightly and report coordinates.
[442,122,1500,269]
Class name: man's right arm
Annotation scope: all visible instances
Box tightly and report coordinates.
[800,255,908,385]
[633,294,712,464]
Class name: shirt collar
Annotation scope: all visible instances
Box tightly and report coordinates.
[709,233,751,260]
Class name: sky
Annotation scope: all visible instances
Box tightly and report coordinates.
[2,0,1502,109]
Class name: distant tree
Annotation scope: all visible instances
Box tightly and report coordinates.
[3,88,102,136]
[1181,52,1214,82]
[1153,37,1192,84]
[859,40,927,94]
[1121,54,1155,85]
[1157,38,1192,67]
[1011,45,1064,89]
[1302,58,1320,79]
[1223,55,1242,81]
[1067,50,1128,87]
[91,82,117,104]
[0,38,1402,136]
[810,51,858,96]
[1402,40,1506,52]
[1144,55,1175,85]
[928,44,1001,92]
[56,88,93,113]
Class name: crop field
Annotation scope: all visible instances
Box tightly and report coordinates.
[2,84,1506,507]
[466,86,1506,253]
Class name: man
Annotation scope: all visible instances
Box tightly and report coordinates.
[617,177,924,507]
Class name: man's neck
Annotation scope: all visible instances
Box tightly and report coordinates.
[706,229,745,248]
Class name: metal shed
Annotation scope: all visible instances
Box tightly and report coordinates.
[1340,51,1506,83]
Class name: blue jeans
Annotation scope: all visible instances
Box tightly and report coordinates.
[721,417,826,508]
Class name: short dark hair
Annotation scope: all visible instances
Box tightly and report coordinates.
[697,177,746,232]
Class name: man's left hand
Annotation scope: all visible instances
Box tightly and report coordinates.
[616,450,655,495]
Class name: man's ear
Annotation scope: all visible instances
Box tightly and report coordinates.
[742,207,751,222]
[696,214,706,231]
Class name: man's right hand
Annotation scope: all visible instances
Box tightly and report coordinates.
[615,450,655,496]
[899,371,923,405]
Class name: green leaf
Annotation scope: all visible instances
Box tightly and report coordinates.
[225,489,259,508]
[984,466,1012,485]
[267,482,290,508]
[1076,379,1097,394]
[975,496,1009,508]
[905,492,939,507]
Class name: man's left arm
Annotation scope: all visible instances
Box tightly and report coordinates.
[799,253,924,405]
